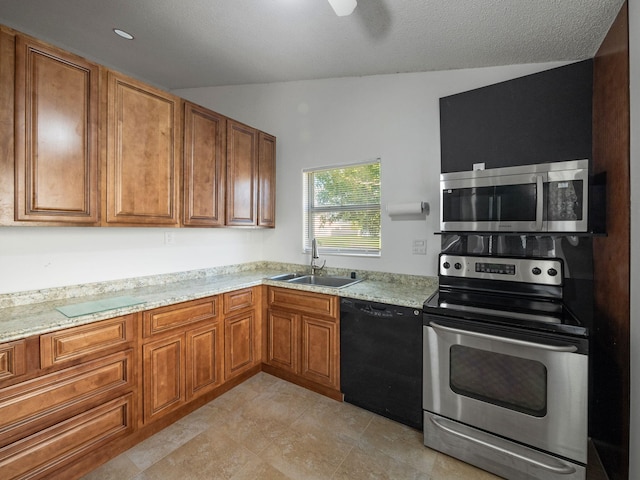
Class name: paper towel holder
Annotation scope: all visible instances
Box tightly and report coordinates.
[386,201,430,217]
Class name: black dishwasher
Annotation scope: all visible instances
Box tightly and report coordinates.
[340,298,423,430]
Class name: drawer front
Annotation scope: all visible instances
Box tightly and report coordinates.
[223,288,255,314]
[40,315,134,368]
[0,393,134,480]
[143,297,218,338]
[0,350,133,448]
[0,340,27,382]
[267,287,338,319]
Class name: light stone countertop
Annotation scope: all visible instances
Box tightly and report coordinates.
[0,262,438,343]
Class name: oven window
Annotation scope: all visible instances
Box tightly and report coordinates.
[449,345,547,417]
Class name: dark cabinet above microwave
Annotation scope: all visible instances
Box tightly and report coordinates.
[439,60,593,174]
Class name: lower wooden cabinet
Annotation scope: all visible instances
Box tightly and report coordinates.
[0,316,135,480]
[265,287,340,394]
[0,393,134,479]
[141,296,224,424]
[0,286,287,479]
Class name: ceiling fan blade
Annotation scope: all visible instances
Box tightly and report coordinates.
[327,0,357,17]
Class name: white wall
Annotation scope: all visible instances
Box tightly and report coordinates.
[628,0,638,477]
[0,227,266,293]
[175,62,565,277]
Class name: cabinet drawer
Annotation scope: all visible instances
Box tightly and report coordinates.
[40,315,134,368]
[223,287,255,314]
[0,393,134,480]
[267,287,338,319]
[143,297,218,338]
[0,340,27,382]
[0,350,133,448]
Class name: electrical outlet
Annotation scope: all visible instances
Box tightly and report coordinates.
[164,231,176,246]
[412,239,427,255]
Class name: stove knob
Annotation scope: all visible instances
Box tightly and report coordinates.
[454,262,462,270]
[443,262,450,269]
[532,267,542,275]
[547,268,558,277]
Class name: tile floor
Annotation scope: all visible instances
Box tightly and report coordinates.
[80,372,501,480]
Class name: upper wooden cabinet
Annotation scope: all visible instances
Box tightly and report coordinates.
[105,71,181,225]
[225,120,276,227]
[2,26,276,229]
[14,35,100,224]
[183,102,226,227]
[258,132,276,227]
[226,119,258,226]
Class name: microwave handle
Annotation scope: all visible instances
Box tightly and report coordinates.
[535,175,544,231]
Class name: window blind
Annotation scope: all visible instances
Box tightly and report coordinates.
[303,160,381,256]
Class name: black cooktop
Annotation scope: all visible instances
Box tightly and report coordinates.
[423,289,588,338]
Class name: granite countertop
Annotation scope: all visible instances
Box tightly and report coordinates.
[0,262,438,343]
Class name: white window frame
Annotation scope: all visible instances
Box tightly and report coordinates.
[302,159,381,257]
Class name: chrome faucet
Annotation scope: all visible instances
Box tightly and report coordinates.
[310,238,326,275]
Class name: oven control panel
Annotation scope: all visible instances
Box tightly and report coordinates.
[439,254,563,285]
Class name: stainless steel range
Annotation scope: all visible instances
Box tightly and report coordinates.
[423,254,589,480]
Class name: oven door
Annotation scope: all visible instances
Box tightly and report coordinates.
[423,318,588,464]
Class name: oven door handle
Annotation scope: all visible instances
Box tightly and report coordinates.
[429,415,577,475]
[430,322,578,352]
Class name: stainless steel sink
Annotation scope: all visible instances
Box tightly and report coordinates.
[267,273,305,281]
[267,273,362,289]
[287,275,362,288]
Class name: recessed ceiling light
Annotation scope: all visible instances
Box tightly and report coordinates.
[113,28,134,40]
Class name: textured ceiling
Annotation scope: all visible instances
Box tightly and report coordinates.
[0,0,625,90]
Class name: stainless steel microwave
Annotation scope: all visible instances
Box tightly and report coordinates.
[440,159,589,233]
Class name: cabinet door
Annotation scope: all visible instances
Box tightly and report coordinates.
[186,322,224,401]
[224,310,256,379]
[183,102,226,226]
[257,132,276,227]
[106,71,180,225]
[14,35,99,223]
[301,316,339,389]
[226,120,257,226]
[266,309,299,374]
[142,335,184,423]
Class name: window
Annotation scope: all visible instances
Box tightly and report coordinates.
[303,160,381,256]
